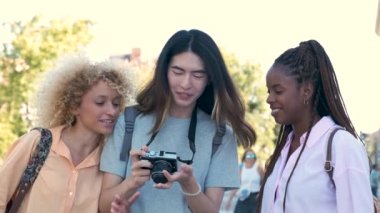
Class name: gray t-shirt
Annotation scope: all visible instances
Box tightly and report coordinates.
[100,109,240,213]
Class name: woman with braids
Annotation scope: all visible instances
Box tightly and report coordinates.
[257,40,373,213]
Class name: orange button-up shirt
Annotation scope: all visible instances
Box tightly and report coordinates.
[0,126,104,213]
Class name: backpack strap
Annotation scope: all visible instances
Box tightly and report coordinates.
[119,105,139,161]
[324,127,344,188]
[212,123,226,157]
[7,128,52,213]
[119,106,226,163]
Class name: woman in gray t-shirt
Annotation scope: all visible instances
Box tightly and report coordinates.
[99,29,256,213]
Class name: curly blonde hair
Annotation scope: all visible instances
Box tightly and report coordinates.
[33,55,135,128]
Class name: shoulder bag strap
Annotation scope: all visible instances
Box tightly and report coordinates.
[7,128,52,213]
[325,127,378,213]
[324,127,344,188]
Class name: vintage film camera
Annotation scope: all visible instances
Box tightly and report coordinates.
[140,150,178,183]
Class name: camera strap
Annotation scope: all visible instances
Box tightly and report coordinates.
[145,107,197,164]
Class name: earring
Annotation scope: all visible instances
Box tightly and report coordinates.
[303,98,309,105]
[66,114,75,127]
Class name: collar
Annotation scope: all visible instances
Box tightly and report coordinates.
[287,116,339,148]
[50,125,101,169]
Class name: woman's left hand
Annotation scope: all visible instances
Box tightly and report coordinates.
[154,163,194,189]
[110,192,140,213]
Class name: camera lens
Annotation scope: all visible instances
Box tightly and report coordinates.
[151,160,176,183]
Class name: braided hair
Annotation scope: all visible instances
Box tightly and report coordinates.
[256,40,358,212]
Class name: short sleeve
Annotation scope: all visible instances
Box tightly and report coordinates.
[205,126,240,191]
[100,113,127,178]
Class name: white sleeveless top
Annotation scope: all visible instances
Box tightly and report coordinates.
[240,163,261,193]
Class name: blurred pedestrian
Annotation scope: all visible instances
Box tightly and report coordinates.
[371,165,380,197]
[226,149,264,213]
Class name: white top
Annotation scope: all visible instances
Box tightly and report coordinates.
[240,163,261,193]
[237,162,261,201]
[261,116,373,213]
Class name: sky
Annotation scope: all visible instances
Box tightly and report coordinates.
[1,0,380,133]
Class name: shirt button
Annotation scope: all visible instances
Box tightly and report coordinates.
[69,192,73,196]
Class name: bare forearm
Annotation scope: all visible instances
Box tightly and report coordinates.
[185,193,221,213]
[180,181,223,213]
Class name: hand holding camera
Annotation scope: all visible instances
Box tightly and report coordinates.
[136,148,200,196]
[129,149,152,187]
[139,150,178,184]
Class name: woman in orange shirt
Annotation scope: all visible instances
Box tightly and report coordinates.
[0,55,134,213]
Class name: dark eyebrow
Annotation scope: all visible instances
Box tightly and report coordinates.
[269,83,282,88]
[94,95,122,99]
[170,65,185,71]
[170,65,205,73]
[267,84,283,90]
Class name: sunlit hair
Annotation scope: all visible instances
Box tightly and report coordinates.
[257,40,358,212]
[136,29,256,147]
[33,55,135,128]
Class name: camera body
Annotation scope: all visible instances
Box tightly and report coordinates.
[140,150,178,183]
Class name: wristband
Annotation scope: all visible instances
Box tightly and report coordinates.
[180,182,202,196]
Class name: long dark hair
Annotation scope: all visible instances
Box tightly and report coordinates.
[256,40,358,212]
[136,29,256,147]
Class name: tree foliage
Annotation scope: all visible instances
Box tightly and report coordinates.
[222,51,276,163]
[365,130,380,166]
[0,16,92,157]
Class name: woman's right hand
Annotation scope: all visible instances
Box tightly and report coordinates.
[128,147,152,188]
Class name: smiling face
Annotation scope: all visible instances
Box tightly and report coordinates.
[266,65,309,125]
[167,51,209,117]
[72,80,122,135]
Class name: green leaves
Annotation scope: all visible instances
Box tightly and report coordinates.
[0,16,92,157]
[223,51,276,162]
